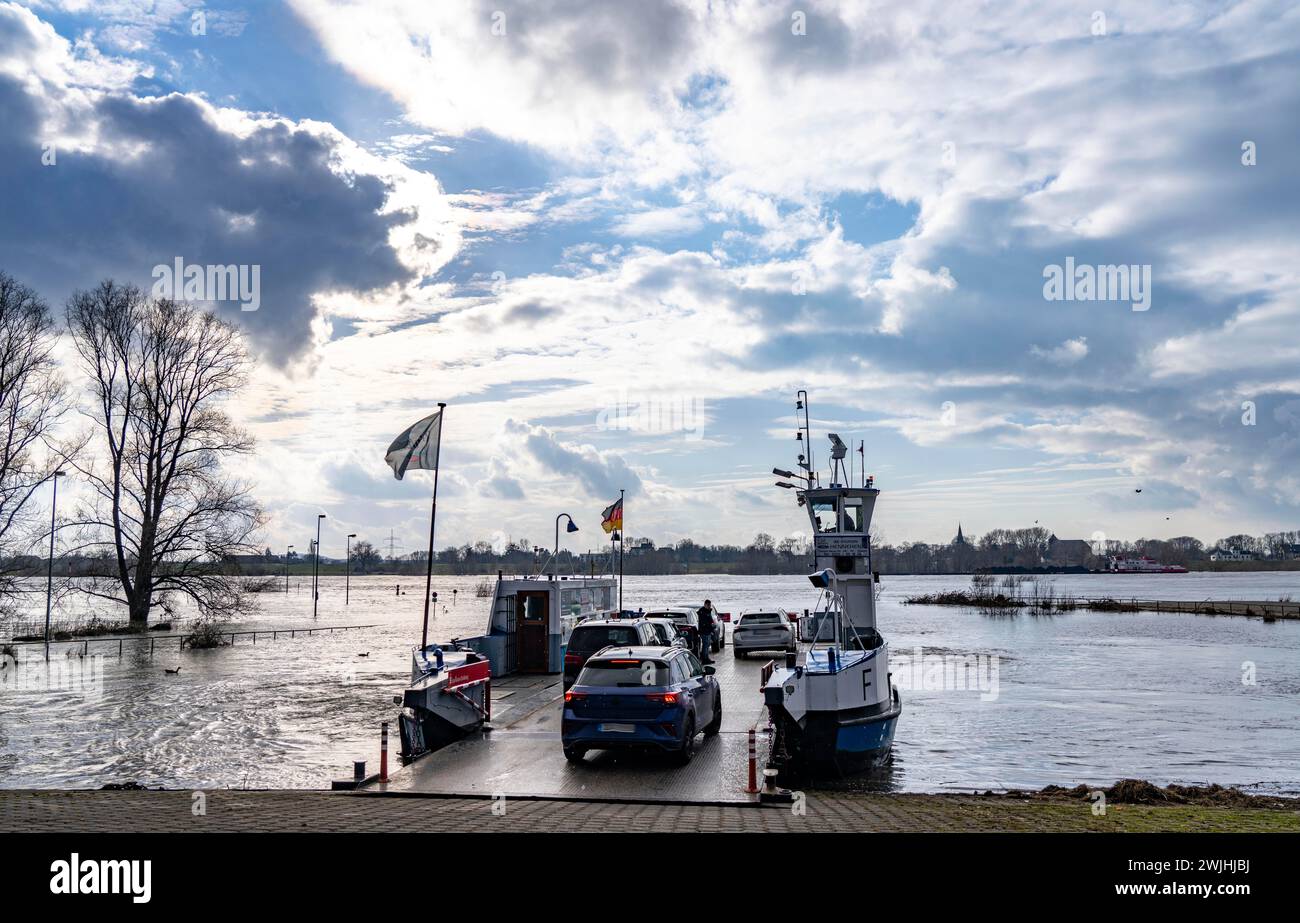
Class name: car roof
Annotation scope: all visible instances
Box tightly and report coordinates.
[572,618,649,628]
[645,607,696,615]
[587,645,680,661]
[739,608,787,616]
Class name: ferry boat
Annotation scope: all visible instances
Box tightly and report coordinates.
[397,572,618,759]
[762,395,901,775]
[1108,555,1188,574]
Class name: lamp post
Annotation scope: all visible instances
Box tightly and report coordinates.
[554,513,578,577]
[284,544,294,593]
[346,533,357,605]
[43,469,65,661]
[313,513,326,617]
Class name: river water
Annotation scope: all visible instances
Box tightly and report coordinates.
[2,572,1298,794]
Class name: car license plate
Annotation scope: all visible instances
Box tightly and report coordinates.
[599,723,635,733]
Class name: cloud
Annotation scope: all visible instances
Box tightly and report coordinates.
[8,1,1300,548]
[1030,337,1088,364]
[506,419,642,499]
[0,2,459,365]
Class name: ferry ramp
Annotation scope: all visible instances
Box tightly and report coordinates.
[373,644,777,803]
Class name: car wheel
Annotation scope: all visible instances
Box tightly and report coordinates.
[704,697,722,736]
[563,746,586,763]
[674,716,696,765]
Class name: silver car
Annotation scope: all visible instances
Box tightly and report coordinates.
[731,609,796,659]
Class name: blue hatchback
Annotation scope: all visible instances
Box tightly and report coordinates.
[561,646,721,765]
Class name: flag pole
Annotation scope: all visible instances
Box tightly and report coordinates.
[420,402,447,651]
[618,488,624,611]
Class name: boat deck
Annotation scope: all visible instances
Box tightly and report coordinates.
[372,642,778,803]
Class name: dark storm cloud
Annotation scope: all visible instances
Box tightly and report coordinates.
[0,7,439,365]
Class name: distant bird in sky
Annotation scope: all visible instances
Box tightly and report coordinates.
[1135,488,1143,493]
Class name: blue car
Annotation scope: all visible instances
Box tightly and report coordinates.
[561,646,721,765]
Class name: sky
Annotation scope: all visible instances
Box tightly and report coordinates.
[1,0,1298,559]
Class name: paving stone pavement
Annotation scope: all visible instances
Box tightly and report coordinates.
[1,789,1296,832]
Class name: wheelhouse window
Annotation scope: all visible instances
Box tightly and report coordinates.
[841,496,865,532]
[811,497,838,532]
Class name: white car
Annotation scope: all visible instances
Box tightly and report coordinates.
[731,609,796,659]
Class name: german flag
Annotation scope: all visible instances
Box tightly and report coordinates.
[601,497,623,534]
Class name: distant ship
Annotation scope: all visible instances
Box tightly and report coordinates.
[1108,555,1188,574]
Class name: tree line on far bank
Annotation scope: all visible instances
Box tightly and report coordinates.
[218,528,1300,578]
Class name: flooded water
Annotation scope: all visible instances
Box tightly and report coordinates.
[2,572,1298,794]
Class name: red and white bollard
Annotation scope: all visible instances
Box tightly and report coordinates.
[745,728,759,793]
[379,721,389,783]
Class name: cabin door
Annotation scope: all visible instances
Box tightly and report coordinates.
[516,591,550,673]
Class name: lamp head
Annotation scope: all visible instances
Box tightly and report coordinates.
[808,568,837,589]
[566,520,579,533]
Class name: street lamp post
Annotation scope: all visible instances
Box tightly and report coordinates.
[284,544,294,593]
[313,513,326,617]
[346,533,357,605]
[43,470,65,661]
[554,513,578,578]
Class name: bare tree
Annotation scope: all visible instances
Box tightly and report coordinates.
[0,272,67,603]
[351,540,381,572]
[66,281,263,626]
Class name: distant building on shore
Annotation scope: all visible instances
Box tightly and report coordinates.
[1209,546,1254,562]
[1044,535,1095,567]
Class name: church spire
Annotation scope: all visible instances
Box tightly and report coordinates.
[954,523,966,545]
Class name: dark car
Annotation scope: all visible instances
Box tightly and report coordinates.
[643,617,689,648]
[561,646,721,764]
[643,607,701,654]
[563,620,659,688]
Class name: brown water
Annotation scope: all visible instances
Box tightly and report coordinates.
[2,572,1298,794]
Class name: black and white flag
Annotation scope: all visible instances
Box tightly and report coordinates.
[385,410,442,480]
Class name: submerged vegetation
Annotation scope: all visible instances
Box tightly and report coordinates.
[906,575,1074,614]
[904,576,1300,619]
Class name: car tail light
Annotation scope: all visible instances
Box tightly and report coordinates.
[564,653,582,666]
[719,612,731,622]
[564,690,586,703]
[645,692,679,706]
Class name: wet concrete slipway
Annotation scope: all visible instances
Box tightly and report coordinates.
[373,645,771,802]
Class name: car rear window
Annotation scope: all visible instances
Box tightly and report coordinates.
[741,612,782,624]
[568,625,643,653]
[578,659,671,687]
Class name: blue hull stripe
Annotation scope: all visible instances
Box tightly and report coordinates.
[834,714,899,755]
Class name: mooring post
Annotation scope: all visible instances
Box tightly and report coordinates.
[746,728,759,793]
[379,722,389,783]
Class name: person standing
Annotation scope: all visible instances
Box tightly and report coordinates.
[696,600,716,663]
